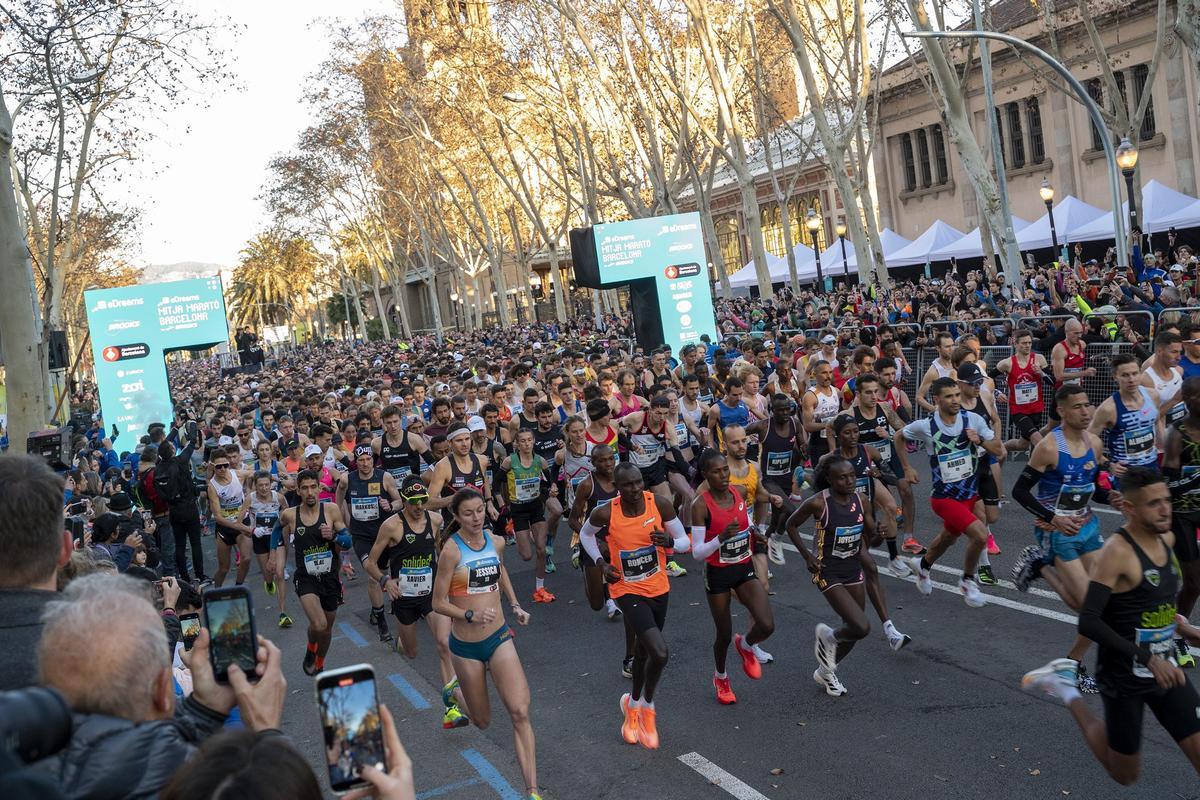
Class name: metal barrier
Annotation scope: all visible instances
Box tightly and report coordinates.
[1156,306,1200,328]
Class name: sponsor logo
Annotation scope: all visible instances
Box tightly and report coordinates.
[665,263,701,279]
[100,343,149,362]
[90,297,144,313]
[1145,569,1161,587]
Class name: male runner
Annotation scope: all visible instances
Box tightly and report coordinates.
[499,428,557,603]
[846,373,910,568]
[529,402,565,574]
[335,444,402,642]
[1142,331,1185,425]
[955,362,1003,579]
[1022,467,1200,785]
[1043,318,1095,436]
[998,329,1049,454]
[876,357,920,554]
[915,331,956,412]
[746,393,804,566]
[1089,354,1161,480]
[374,404,429,485]
[1161,375,1200,668]
[801,361,841,465]
[706,376,750,451]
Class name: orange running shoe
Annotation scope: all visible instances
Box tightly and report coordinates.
[713,674,737,705]
[901,536,926,555]
[619,693,639,744]
[532,587,556,604]
[638,704,659,750]
[734,634,762,680]
[986,532,1001,555]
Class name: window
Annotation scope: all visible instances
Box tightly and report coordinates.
[932,124,949,184]
[994,107,1007,168]
[916,128,933,188]
[716,217,743,272]
[1027,97,1045,164]
[900,133,916,191]
[1132,63,1156,140]
[1086,79,1104,150]
[803,196,827,252]
[761,203,785,258]
[1006,102,1025,168]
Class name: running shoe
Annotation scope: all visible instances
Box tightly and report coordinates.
[814,623,838,672]
[1076,662,1099,694]
[278,612,293,628]
[752,643,774,664]
[734,634,762,680]
[976,564,998,586]
[909,557,932,595]
[619,693,639,744]
[197,578,214,590]
[302,650,319,676]
[571,545,581,570]
[767,534,786,566]
[887,628,913,652]
[637,705,659,750]
[1021,657,1079,702]
[368,608,380,627]
[666,560,687,577]
[813,666,847,697]
[986,532,1001,555]
[533,587,557,603]
[889,557,912,577]
[960,578,987,608]
[622,656,634,679]
[713,674,737,705]
[605,598,622,621]
[1011,545,1044,592]
[545,557,556,574]
[1177,638,1196,668]
[442,678,460,708]
[264,580,276,595]
[442,705,470,729]
[901,536,926,555]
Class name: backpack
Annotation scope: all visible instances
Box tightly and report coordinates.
[153,459,189,505]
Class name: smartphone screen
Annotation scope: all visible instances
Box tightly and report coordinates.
[180,612,201,651]
[317,665,384,793]
[202,587,257,682]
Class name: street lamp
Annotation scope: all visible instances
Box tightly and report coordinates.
[1116,137,1139,232]
[835,221,849,278]
[806,208,824,286]
[1040,178,1060,263]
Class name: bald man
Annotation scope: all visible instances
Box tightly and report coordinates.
[1040,318,1096,437]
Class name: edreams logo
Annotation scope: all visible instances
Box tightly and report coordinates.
[664,263,701,279]
[90,297,144,313]
[100,343,150,362]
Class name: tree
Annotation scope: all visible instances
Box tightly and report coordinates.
[228,230,319,332]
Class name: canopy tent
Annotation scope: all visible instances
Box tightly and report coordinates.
[928,216,1032,261]
[1071,180,1200,240]
[728,242,816,288]
[811,228,913,276]
[1014,195,1106,250]
[885,220,967,267]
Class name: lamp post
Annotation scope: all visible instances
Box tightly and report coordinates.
[449,292,461,329]
[530,273,542,323]
[806,209,824,287]
[1040,178,1060,263]
[1116,137,1139,233]
[835,221,849,278]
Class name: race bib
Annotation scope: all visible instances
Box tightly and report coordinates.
[219,505,240,520]
[766,450,792,476]
[938,448,973,483]
[303,548,333,575]
[1167,402,1188,426]
[718,530,751,564]
[466,556,501,594]
[253,512,278,537]
[675,422,689,444]
[351,496,380,521]
[1184,465,1200,495]
[1014,381,1039,405]
[1122,428,1154,460]
[855,475,871,495]
[618,545,659,582]
[630,442,663,468]
[387,465,412,482]
[874,440,892,464]
[515,476,540,503]
[832,523,863,559]
[1132,624,1176,678]
[398,566,433,597]
[1053,482,1094,517]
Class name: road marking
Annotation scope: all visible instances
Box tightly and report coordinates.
[388,673,431,710]
[460,748,522,800]
[678,752,773,800]
[337,622,368,648]
[417,778,482,799]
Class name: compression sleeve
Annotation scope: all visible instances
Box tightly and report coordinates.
[1164,464,1200,501]
[335,528,352,549]
[1078,581,1151,666]
[664,516,690,551]
[690,526,721,561]
[1013,466,1055,524]
[579,519,604,563]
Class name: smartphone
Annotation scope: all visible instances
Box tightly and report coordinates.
[179,611,201,651]
[202,585,258,683]
[316,664,385,794]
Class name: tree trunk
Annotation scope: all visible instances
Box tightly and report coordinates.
[369,267,392,341]
[0,87,47,450]
[739,180,773,295]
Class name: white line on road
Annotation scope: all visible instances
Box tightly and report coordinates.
[678,752,773,800]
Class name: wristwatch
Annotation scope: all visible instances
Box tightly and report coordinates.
[464,609,474,624]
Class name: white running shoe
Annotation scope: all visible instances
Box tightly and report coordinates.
[814,623,838,672]
[813,666,847,697]
[1021,658,1079,702]
[752,643,774,664]
[767,534,786,566]
[605,598,622,621]
[887,629,913,652]
[959,577,987,608]
[910,557,932,595]
[889,557,912,578]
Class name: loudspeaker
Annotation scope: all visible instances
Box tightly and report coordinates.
[569,227,602,289]
[28,427,72,470]
[47,330,69,371]
[628,277,663,353]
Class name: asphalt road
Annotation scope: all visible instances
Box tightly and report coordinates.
[197,459,1200,800]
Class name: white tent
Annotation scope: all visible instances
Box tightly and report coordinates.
[929,216,1032,261]
[728,242,817,288]
[886,220,967,267]
[1071,180,1200,239]
[1015,195,1106,250]
[812,228,913,276]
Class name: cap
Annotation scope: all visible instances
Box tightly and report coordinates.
[466,415,486,433]
[304,444,323,458]
[956,362,985,385]
[217,435,234,446]
[1094,305,1119,316]
[283,438,300,451]
[352,444,374,459]
[821,334,836,345]
[1170,264,1185,272]
[400,480,430,503]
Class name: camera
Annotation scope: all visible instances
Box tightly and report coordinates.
[0,687,72,764]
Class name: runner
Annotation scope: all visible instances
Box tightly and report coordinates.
[1089,354,1162,480]
[1021,467,1200,785]
[1143,331,1186,425]
[954,362,1004,580]
[620,394,678,504]
[247,470,289,626]
[373,403,429,485]
[498,428,557,603]
[278,469,352,676]
[746,393,804,566]
[801,361,841,465]
[207,451,252,588]
[556,416,594,570]
[706,376,750,452]
[335,444,402,642]
[578,462,691,749]
[1043,318,1095,436]
[876,357,920,554]
[529,402,565,575]
[915,331,956,412]
[431,489,540,799]
[998,329,1050,454]
[1162,375,1200,668]
[895,376,1005,607]
[426,423,496,527]
[689,450,775,705]
[846,373,911,566]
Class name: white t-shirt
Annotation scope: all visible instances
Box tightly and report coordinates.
[901,411,994,447]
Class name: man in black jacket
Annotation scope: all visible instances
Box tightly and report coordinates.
[157,432,208,585]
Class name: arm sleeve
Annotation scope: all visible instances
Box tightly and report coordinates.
[1013,466,1055,523]
[1078,582,1151,665]
[664,515,690,551]
[579,519,604,563]
[690,526,721,561]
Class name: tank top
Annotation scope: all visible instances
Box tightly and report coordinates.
[1107,387,1158,466]
[379,433,420,483]
[505,453,546,505]
[248,491,280,539]
[759,418,798,481]
[446,453,486,495]
[1034,429,1098,528]
[585,425,619,449]
[318,465,336,502]
[1007,353,1044,415]
[806,386,840,445]
[389,511,437,598]
[1146,363,1185,425]
[532,424,562,466]
[448,531,501,597]
[629,416,668,469]
[729,461,760,506]
[346,468,387,538]
[1055,341,1085,390]
[853,404,893,464]
[209,475,244,522]
[614,393,642,419]
[927,411,978,500]
[701,488,751,567]
[561,442,594,507]
[1096,529,1181,694]
[814,489,865,566]
[931,359,953,379]
[606,491,669,599]
[716,400,750,435]
[252,460,281,492]
[584,476,619,516]
[880,386,903,415]
[293,503,334,575]
[680,399,705,447]
[1175,422,1200,513]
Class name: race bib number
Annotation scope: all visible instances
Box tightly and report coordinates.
[1184,466,1200,495]
[387,466,412,482]
[1014,381,1039,405]
[855,475,871,495]
[1122,428,1154,460]
[766,450,792,476]
[219,505,240,520]
[253,512,278,537]
[1167,402,1188,426]
[1132,624,1177,679]
[398,566,433,597]
[351,496,380,521]
[832,523,863,559]
[937,448,973,483]
[675,422,689,444]
[630,442,663,468]
[467,556,501,594]
[618,545,660,582]
[515,476,540,503]
[1053,482,1094,517]
[303,548,333,575]
[874,440,892,464]
[718,530,751,564]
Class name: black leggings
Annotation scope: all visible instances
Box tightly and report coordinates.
[172,513,206,581]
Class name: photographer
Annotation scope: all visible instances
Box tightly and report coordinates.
[157,429,209,585]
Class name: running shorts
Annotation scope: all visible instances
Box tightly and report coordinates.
[251,533,272,555]
[215,524,242,547]
[614,592,669,635]
[1035,516,1103,563]
[509,500,545,532]
[1010,413,1041,442]
[294,572,341,612]
[930,495,981,536]
[353,534,388,572]
[1171,512,1200,564]
[391,594,434,626]
[1101,680,1200,755]
[813,557,864,592]
[704,561,757,595]
[637,460,668,488]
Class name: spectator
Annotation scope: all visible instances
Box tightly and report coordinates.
[157,434,208,585]
[0,453,72,691]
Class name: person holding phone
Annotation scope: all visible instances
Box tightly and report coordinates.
[431,489,539,800]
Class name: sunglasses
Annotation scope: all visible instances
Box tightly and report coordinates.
[213,464,230,470]
[405,496,429,505]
